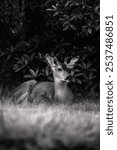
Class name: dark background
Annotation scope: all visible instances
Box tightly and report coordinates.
[0,0,100,98]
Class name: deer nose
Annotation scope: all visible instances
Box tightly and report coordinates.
[65,76,71,82]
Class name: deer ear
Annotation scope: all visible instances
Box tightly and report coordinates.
[53,56,59,65]
[66,56,79,69]
[45,54,59,70]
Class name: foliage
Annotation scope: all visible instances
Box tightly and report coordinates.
[0,0,100,97]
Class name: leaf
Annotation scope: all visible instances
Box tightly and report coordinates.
[65,1,70,7]
[38,52,42,59]
[89,73,93,80]
[36,69,39,75]
[88,28,92,34]
[52,5,57,10]
[83,74,88,80]
[15,57,21,61]
[74,73,83,77]
[13,64,19,70]
[23,75,33,79]
[53,11,59,16]
[82,62,87,69]
[95,5,100,13]
[74,69,80,73]
[31,52,36,60]
[29,69,36,77]
[46,8,56,11]
[63,26,69,31]
[95,25,100,31]
[82,53,89,61]
[17,60,24,65]
[69,24,76,30]
[24,60,28,65]
[86,62,92,69]
[15,66,25,72]
[88,68,97,72]
[76,79,82,84]
[7,55,12,60]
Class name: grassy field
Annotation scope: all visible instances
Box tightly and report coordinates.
[0,97,100,150]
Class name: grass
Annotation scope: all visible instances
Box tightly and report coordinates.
[0,97,100,150]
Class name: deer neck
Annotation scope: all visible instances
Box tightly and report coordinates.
[54,78,67,88]
[54,78,68,101]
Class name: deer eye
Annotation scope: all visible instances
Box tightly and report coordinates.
[58,68,62,71]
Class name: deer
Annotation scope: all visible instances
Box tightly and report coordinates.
[12,54,79,104]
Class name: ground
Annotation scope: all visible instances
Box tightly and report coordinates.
[0,97,100,150]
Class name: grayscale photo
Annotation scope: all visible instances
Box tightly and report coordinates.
[0,0,100,150]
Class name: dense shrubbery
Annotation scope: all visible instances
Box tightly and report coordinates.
[0,0,100,97]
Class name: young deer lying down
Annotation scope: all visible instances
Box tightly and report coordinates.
[12,55,79,104]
